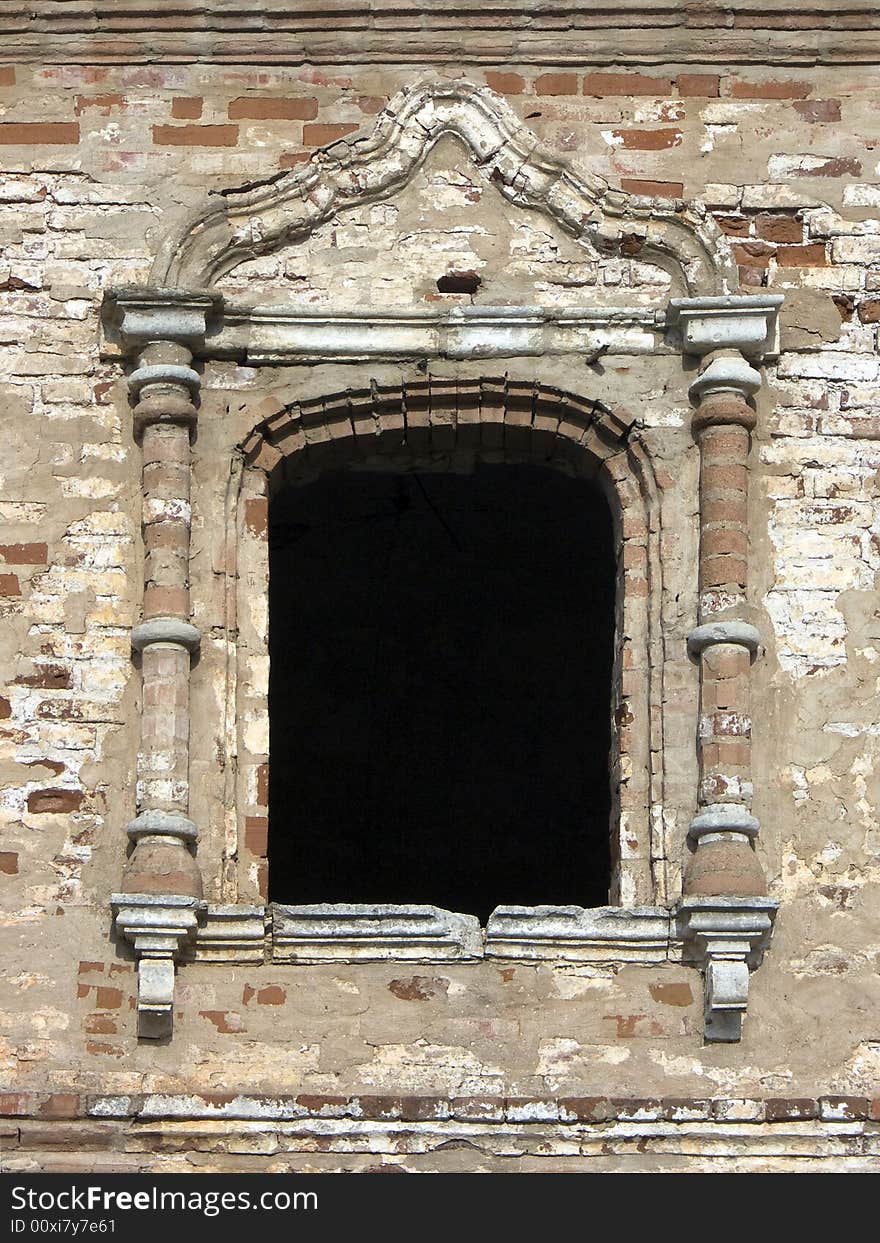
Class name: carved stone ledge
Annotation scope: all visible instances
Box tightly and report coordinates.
[186,904,268,963]
[677,896,777,1043]
[485,905,675,963]
[271,903,483,963]
[111,893,206,1038]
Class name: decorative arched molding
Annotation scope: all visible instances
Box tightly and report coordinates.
[153,79,737,296]
[231,376,665,915]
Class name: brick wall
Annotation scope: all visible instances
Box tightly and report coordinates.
[1,20,879,1171]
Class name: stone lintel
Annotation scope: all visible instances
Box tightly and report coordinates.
[667,294,784,360]
[203,303,667,364]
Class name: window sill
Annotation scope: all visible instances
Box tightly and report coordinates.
[182,902,683,965]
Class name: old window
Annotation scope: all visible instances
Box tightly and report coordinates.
[267,460,616,923]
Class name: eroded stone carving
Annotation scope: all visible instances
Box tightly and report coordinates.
[153,80,737,296]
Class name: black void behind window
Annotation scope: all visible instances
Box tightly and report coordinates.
[267,462,616,923]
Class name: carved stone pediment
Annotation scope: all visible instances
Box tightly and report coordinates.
[153,79,738,297]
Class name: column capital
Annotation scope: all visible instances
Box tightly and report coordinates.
[666,294,784,361]
[108,286,221,355]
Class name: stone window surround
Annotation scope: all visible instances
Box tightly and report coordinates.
[102,79,783,1043]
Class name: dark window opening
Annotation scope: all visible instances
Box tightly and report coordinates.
[267,461,616,924]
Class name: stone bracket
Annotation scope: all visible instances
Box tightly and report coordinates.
[111,894,206,1038]
[666,294,784,361]
[677,896,778,1043]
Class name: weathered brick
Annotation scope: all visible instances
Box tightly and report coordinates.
[611,128,682,150]
[152,124,238,146]
[171,97,203,119]
[228,96,319,121]
[484,72,525,95]
[0,123,79,144]
[620,178,683,198]
[583,73,672,96]
[26,788,84,814]
[534,73,578,96]
[302,122,358,146]
[676,74,720,97]
[731,79,811,99]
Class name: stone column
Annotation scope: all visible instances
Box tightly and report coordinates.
[110,290,214,1037]
[684,352,767,899]
[667,296,782,1041]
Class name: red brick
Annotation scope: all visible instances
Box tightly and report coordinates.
[355,96,386,114]
[715,216,750,237]
[256,762,269,807]
[85,1041,124,1058]
[39,1094,80,1119]
[535,73,578,96]
[199,1010,245,1034]
[74,94,124,116]
[794,99,841,123]
[484,72,525,95]
[583,72,671,96]
[0,542,47,565]
[0,123,79,144]
[776,243,827,267]
[677,74,720,97]
[0,573,21,596]
[764,1098,818,1121]
[27,788,83,814]
[94,987,123,1010]
[610,128,682,150]
[558,1097,613,1121]
[244,497,267,537]
[152,124,238,147]
[755,214,803,243]
[0,1094,30,1116]
[228,96,318,121]
[302,122,358,146]
[84,1015,117,1035]
[171,97,203,119]
[256,985,286,1005]
[0,852,18,874]
[15,665,71,689]
[731,79,812,99]
[279,152,309,169]
[620,178,683,198]
[244,815,268,857]
[0,68,15,86]
[731,242,773,268]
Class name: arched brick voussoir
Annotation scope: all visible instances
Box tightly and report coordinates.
[236,379,651,541]
[154,80,736,296]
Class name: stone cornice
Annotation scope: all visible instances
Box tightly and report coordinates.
[0,3,878,66]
